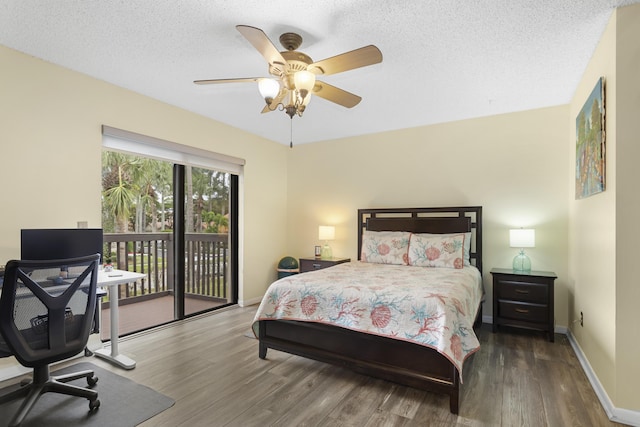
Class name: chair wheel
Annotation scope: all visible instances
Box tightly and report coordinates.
[87,376,99,387]
[89,398,101,410]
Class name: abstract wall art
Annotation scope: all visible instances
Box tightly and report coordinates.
[575,77,606,199]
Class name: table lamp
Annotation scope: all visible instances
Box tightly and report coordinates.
[510,228,535,272]
[318,225,335,260]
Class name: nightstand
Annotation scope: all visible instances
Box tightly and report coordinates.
[491,268,557,342]
[299,257,350,273]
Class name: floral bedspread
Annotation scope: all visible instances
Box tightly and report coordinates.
[251,261,483,378]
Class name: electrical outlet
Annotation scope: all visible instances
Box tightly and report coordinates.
[580,311,584,327]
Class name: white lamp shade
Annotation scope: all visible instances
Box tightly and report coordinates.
[318,225,335,241]
[510,229,535,248]
[302,92,312,106]
[294,70,316,93]
[258,78,280,100]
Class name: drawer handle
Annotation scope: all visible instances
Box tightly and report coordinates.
[312,264,322,268]
[515,308,530,314]
[515,289,530,294]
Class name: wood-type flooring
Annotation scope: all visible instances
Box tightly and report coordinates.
[0,306,624,426]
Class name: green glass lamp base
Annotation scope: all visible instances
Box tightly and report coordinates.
[512,250,531,272]
[321,244,333,260]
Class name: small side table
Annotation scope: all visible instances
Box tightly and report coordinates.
[299,257,350,273]
[491,268,557,342]
[94,269,146,369]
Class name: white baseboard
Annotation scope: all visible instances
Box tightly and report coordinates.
[484,316,639,425]
[566,329,640,426]
[238,296,262,307]
[0,349,93,383]
[482,315,568,335]
[0,359,31,383]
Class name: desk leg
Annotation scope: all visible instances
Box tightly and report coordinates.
[94,283,136,369]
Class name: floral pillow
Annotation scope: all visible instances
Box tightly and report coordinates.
[408,233,465,269]
[418,232,472,266]
[361,230,411,265]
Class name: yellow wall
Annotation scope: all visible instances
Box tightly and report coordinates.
[568,6,618,402]
[614,4,640,410]
[286,106,570,327]
[569,3,640,411]
[0,44,288,304]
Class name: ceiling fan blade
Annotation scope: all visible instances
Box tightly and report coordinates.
[236,25,287,68]
[313,81,362,108]
[194,77,260,85]
[308,45,382,76]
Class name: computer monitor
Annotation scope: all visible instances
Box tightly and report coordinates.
[20,228,103,263]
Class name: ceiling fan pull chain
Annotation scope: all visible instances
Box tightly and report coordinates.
[290,117,294,148]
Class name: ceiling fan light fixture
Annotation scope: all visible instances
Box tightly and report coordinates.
[258,78,280,104]
[301,91,312,107]
[195,25,382,130]
[294,70,316,98]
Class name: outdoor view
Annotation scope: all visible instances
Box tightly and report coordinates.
[101,150,232,338]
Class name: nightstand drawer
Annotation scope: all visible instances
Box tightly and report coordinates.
[300,259,331,271]
[499,301,548,323]
[299,257,350,273]
[496,280,548,304]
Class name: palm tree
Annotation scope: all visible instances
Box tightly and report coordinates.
[191,167,212,232]
[102,152,136,234]
[130,157,166,232]
[102,151,137,268]
[155,162,173,231]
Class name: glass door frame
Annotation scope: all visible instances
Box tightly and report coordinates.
[173,164,238,320]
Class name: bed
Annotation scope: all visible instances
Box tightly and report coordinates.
[252,206,483,413]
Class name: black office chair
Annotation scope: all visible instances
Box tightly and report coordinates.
[0,254,101,426]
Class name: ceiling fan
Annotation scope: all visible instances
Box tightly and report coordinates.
[194,25,383,120]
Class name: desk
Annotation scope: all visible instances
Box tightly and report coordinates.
[94,269,146,370]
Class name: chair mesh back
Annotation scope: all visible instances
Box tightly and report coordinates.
[0,255,99,367]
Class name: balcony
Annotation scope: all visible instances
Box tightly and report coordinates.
[100,232,231,340]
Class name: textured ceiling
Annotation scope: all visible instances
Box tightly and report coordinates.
[1,1,638,145]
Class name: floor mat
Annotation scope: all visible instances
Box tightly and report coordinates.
[0,362,174,427]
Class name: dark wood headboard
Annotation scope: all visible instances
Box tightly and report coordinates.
[357,206,483,273]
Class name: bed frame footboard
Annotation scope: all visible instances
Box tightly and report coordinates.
[258,319,462,413]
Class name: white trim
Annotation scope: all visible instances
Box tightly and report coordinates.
[102,125,245,175]
[482,315,568,335]
[0,359,30,382]
[238,296,263,307]
[555,325,568,334]
[566,329,640,426]
[0,350,89,382]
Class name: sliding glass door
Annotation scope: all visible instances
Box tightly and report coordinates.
[183,165,233,316]
[101,151,237,339]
